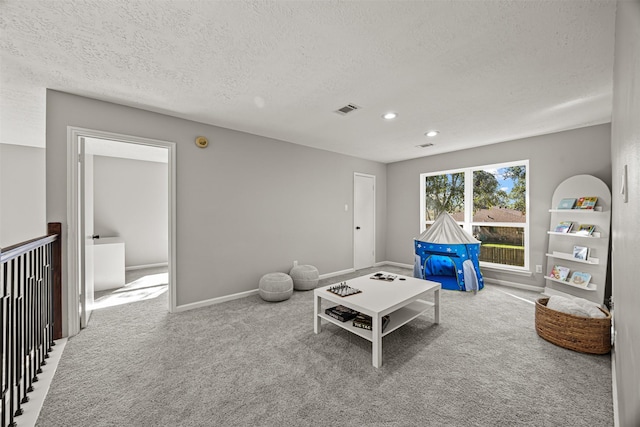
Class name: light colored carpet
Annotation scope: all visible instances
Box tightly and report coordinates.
[36,267,613,426]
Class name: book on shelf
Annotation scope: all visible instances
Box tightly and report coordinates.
[573,245,589,260]
[553,221,574,233]
[557,198,577,209]
[325,305,359,322]
[576,196,598,209]
[569,271,592,287]
[352,313,390,331]
[575,224,595,236]
[550,265,571,281]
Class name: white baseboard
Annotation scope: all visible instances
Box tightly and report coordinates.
[174,289,260,312]
[175,267,355,313]
[174,264,542,314]
[612,346,619,427]
[18,338,68,427]
[174,264,406,313]
[376,261,413,269]
[484,277,543,292]
[319,268,354,280]
[126,262,168,271]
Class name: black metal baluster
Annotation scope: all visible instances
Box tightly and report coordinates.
[10,257,20,425]
[27,250,36,388]
[13,256,25,418]
[39,246,45,369]
[1,232,60,427]
[43,243,52,359]
[34,247,41,377]
[1,261,13,427]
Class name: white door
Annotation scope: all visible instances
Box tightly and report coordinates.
[354,173,375,270]
[79,137,95,328]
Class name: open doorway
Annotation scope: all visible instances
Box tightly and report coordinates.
[67,127,177,337]
[87,137,169,311]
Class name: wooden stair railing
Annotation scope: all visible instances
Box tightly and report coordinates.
[0,223,62,427]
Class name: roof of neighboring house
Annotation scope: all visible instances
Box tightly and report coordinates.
[451,207,525,223]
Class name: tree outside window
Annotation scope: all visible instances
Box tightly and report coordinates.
[424,172,464,221]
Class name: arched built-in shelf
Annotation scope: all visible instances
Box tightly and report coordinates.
[544,175,610,304]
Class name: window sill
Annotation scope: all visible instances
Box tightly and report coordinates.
[480,263,533,277]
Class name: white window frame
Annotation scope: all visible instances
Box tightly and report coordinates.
[420,160,530,272]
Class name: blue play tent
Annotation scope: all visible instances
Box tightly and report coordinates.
[414,212,484,292]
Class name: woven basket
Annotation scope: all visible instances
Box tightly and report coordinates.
[535,297,611,354]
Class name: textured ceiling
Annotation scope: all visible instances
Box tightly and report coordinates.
[0,0,616,163]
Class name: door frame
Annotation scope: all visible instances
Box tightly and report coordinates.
[66,126,177,337]
[79,137,95,328]
[353,172,376,270]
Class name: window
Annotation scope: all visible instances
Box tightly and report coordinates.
[420,160,529,270]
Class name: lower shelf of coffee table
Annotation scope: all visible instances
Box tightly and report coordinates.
[317,299,434,342]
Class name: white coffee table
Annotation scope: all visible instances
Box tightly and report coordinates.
[314,271,440,368]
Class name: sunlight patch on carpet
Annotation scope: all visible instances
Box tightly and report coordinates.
[495,288,536,305]
[93,273,168,310]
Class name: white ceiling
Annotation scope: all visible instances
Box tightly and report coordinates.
[0,0,617,163]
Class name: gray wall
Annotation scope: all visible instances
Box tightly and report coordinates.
[46,90,387,332]
[611,1,640,425]
[93,155,168,267]
[386,124,612,288]
[0,144,46,247]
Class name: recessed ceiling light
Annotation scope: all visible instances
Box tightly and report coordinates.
[382,112,398,120]
[425,130,439,137]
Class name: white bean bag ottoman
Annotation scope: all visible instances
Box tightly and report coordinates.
[259,273,293,302]
[289,265,320,291]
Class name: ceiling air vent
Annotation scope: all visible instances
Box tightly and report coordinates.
[416,143,434,148]
[334,104,361,115]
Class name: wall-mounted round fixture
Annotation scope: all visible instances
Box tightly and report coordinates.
[195,136,209,148]
[382,112,398,120]
[425,130,440,137]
